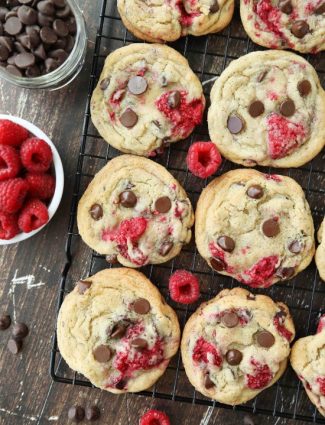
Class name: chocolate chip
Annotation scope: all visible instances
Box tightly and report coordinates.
[67,16,76,34]
[0,314,11,330]
[217,235,235,253]
[51,0,66,7]
[110,323,127,339]
[256,330,275,348]
[48,48,67,64]
[291,20,310,38]
[0,43,9,60]
[168,91,181,108]
[0,35,13,51]
[221,312,239,328]
[159,240,173,256]
[85,406,100,421]
[279,0,292,14]
[276,266,295,280]
[12,322,29,339]
[247,293,256,300]
[33,42,46,60]
[25,64,39,76]
[5,11,18,20]
[280,98,295,117]
[226,349,243,365]
[0,8,9,22]
[65,34,74,52]
[132,298,150,314]
[37,0,55,15]
[204,373,215,389]
[160,75,168,87]
[89,203,103,220]
[210,257,226,271]
[93,344,111,362]
[315,3,325,14]
[155,196,171,213]
[56,4,70,18]
[246,184,264,199]
[119,190,137,208]
[6,63,22,75]
[227,115,244,134]
[18,0,33,4]
[105,254,118,264]
[298,80,311,97]
[248,100,264,118]
[37,12,53,26]
[14,51,34,67]
[120,108,138,128]
[4,16,22,34]
[115,378,128,390]
[100,77,109,90]
[7,54,16,64]
[275,310,287,323]
[127,75,147,95]
[257,70,267,82]
[288,240,302,254]
[77,280,91,294]
[53,18,68,37]
[68,406,85,422]
[210,0,219,13]
[40,26,57,43]
[262,218,280,237]
[7,338,22,354]
[14,40,26,52]
[131,337,148,350]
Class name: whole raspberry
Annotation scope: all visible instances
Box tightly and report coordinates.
[192,337,222,367]
[169,270,200,304]
[25,173,55,200]
[20,138,53,173]
[246,360,273,390]
[0,212,19,240]
[18,198,49,233]
[186,142,222,178]
[0,178,28,213]
[0,119,29,147]
[0,145,21,181]
[139,409,170,425]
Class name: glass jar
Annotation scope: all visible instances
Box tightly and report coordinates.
[0,0,87,90]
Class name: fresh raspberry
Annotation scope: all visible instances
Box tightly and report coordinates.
[139,410,170,425]
[192,337,222,367]
[317,315,325,333]
[20,137,53,173]
[0,145,21,181]
[25,173,55,200]
[0,119,29,147]
[317,377,325,396]
[186,142,222,179]
[0,212,19,240]
[0,178,28,213]
[18,198,49,233]
[246,359,273,390]
[169,270,200,304]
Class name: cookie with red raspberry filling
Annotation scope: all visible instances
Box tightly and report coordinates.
[208,50,325,167]
[91,43,205,156]
[57,268,180,393]
[291,315,325,417]
[181,287,295,405]
[77,155,194,268]
[117,0,234,43]
[240,0,325,54]
[195,169,315,288]
[316,218,325,281]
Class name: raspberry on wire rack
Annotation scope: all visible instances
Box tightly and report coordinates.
[139,409,171,425]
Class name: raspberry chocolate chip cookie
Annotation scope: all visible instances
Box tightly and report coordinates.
[57,268,180,393]
[181,287,295,405]
[316,218,325,281]
[240,0,325,53]
[117,0,234,43]
[77,155,194,267]
[291,315,325,416]
[91,44,205,156]
[208,50,325,168]
[195,169,315,288]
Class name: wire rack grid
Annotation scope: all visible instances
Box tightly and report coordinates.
[50,0,325,423]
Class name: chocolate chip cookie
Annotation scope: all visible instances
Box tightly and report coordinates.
[57,268,180,393]
[195,169,315,288]
[91,43,205,156]
[291,315,325,417]
[208,50,325,167]
[181,287,295,405]
[316,218,325,281]
[117,0,234,43]
[240,0,325,53]
[77,155,194,267]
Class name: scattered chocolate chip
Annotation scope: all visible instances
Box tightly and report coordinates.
[119,190,137,208]
[226,349,243,365]
[257,70,267,82]
[217,235,235,253]
[4,16,22,34]
[8,338,22,354]
[89,203,103,220]
[298,80,311,97]
[12,322,29,339]
[256,330,275,348]
[280,98,295,117]
[131,337,148,350]
[246,184,264,199]
[127,75,147,95]
[105,254,118,264]
[0,314,11,330]
[315,3,325,14]
[77,280,91,294]
[14,51,34,68]
[155,196,171,213]
[132,298,150,315]
[93,344,111,363]
[110,323,127,339]
[221,312,239,328]
[120,108,138,128]
[291,20,310,38]
[115,378,128,390]
[99,77,109,90]
[276,266,295,280]
[227,115,244,134]
[159,240,173,256]
[210,257,226,272]
[279,0,292,14]
[204,373,215,389]
[68,406,85,422]
[168,91,181,108]
[288,240,302,254]
[243,414,255,425]
[248,100,265,118]
[210,0,219,13]
[247,293,256,300]
[85,406,100,422]
[262,218,280,237]
[40,25,57,43]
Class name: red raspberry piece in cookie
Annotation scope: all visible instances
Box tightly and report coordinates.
[20,137,53,173]
[18,198,49,233]
[273,313,293,341]
[240,255,278,288]
[317,377,325,396]
[0,145,21,181]
[254,0,283,40]
[317,315,325,334]
[0,212,19,240]
[192,337,222,367]
[0,119,29,147]
[246,359,273,390]
[25,173,55,200]
[169,270,200,304]
[187,142,222,179]
[140,409,170,425]
[0,178,28,213]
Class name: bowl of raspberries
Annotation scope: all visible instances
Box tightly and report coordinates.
[0,114,64,244]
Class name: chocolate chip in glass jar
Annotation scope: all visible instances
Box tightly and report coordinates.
[48,48,68,64]
[132,298,150,314]
[127,75,147,95]
[291,20,310,38]
[25,63,39,76]
[37,11,53,26]
[227,115,244,134]
[89,203,103,220]
[6,63,22,75]
[68,406,85,422]
[14,51,35,68]
[298,80,311,97]
[4,16,22,35]
[155,196,171,213]
[168,91,181,108]
[246,184,264,199]
[221,312,239,328]
[0,35,13,51]
[256,330,275,348]
[0,314,11,330]
[226,349,242,365]
[280,98,295,117]
[262,218,280,237]
[0,8,9,22]
[0,44,9,60]
[40,26,57,43]
[67,16,76,34]
[77,279,92,294]
[217,235,235,252]
[56,4,70,18]
[12,322,29,339]
[248,100,264,118]
[17,5,37,24]
[37,0,55,16]
[51,0,67,7]
[119,190,137,208]
[210,257,226,271]
[120,108,138,128]
[33,42,46,60]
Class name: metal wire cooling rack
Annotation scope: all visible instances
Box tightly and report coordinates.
[50,0,325,422]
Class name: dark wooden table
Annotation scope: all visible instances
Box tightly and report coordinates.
[0,1,317,424]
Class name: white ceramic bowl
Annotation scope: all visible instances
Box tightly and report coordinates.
[0,114,64,245]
